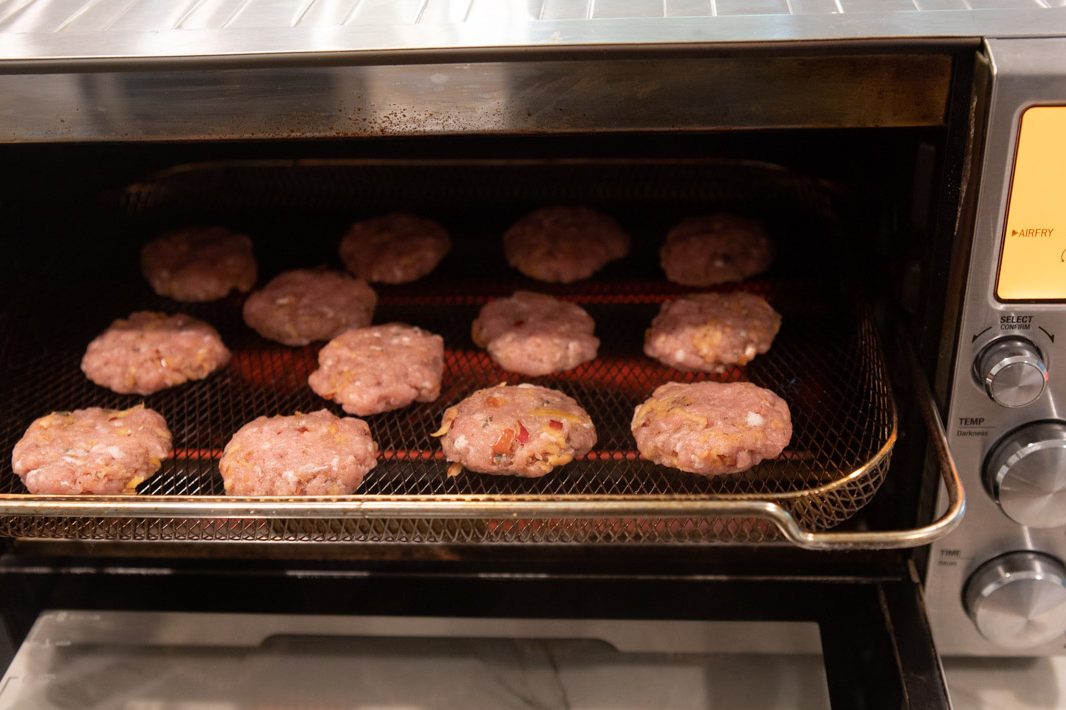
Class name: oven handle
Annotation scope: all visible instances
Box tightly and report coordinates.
[768,330,966,550]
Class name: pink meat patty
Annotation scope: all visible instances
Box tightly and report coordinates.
[219,410,378,496]
[308,323,444,416]
[472,291,599,376]
[141,226,257,302]
[644,292,781,373]
[631,381,792,476]
[82,311,231,395]
[242,269,377,346]
[12,405,172,494]
[436,384,597,478]
[339,213,451,284]
[660,214,773,286]
[502,206,630,283]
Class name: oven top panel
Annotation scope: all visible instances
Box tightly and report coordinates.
[0,0,1063,65]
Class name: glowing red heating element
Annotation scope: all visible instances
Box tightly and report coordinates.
[445,349,747,394]
[230,346,318,388]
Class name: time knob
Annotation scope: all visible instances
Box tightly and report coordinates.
[965,552,1066,649]
[984,422,1066,528]
[974,337,1047,408]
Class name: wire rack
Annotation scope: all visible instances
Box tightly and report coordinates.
[0,159,897,545]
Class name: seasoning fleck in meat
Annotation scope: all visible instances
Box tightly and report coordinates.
[644,292,781,373]
[11,405,172,494]
[308,323,444,416]
[632,381,792,476]
[339,213,451,284]
[219,410,377,496]
[81,311,230,395]
[243,269,377,346]
[140,226,257,301]
[435,384,597,477]
[472,291,598,376]
[660,214,773,286]
[502,206,630,283]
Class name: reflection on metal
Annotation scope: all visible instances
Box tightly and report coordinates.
[0,54,951,142]
[0,0,1061,62]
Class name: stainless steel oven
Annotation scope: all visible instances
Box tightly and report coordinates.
[0,2,1065,708]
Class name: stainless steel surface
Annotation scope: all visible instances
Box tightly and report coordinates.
[925,37,1066,656]
[0,0,1062,64]
[0,53,952,143]
[984,422,1066,528]
[0,611,828,710]
[965,552,1066,650]
[0,159,966,551]
[976,337,1048,408]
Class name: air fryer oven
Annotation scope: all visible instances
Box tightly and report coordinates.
[3,3,1065,707]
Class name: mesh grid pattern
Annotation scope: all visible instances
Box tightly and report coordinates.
[0,160,894,544]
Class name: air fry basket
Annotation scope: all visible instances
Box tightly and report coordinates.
[0,159,963,549]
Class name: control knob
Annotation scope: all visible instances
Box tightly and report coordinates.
[984,422,1066,528]
[974,337,1047,408]
[965,552,1066,649]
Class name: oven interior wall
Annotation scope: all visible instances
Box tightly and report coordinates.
[0,127,957,522]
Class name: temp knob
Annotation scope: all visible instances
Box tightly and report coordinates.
[974,337,1047,408]
[984,422,1066,528]
[965,552,1066,649]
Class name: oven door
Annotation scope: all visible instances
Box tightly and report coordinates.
[0,549,948,710]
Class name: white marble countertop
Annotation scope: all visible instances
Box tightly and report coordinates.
[944,656,1065,710]
[4,610,1066,709]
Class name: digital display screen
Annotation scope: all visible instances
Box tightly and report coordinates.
[995,106,1066,301]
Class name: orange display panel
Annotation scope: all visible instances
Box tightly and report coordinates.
[996,106,1066,301]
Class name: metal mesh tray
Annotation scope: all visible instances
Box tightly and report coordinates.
[0,159,961,547]
[0,283,894,545]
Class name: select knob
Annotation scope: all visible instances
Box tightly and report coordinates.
[965,552,1066,649]
[984,422,1066,528]
[974,337,1047,408]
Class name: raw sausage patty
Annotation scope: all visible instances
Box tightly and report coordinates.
[472,291,599,376]
[660,214,773,286]
[436,384,597,478]
[644,292,781,373]
[12,405,172,494]
[631,382,791,476]
[242,269,377,346]
[503,206,630,283]
[219,410,378,496]
[339,213,451,284]
[141,226,257,302]
[82,311,231,395]
[308,323,444,416]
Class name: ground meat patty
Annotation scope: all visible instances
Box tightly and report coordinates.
[660,214,773,286]
[644,292,781,372]
[11,405,172,494]
[472,291,599,376]
[242,269,377,346]
[436,384,597,478]
[141,226,258,301]
[502,206,630,283]
[339,213,451,284]
[308,323,444,416]
[81,311,231,395]
[219,410,378,496]
[632,382,791,476]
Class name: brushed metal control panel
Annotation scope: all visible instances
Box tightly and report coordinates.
[926,38,1066,656]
